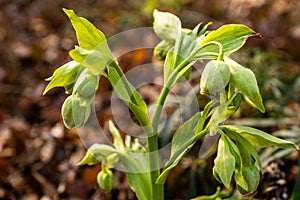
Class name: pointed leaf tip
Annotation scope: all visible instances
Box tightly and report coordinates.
[62,8,74,17]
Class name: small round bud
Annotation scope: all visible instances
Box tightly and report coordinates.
[97,169,114,192]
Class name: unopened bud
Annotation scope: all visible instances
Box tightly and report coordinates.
[200,60,230,94]
[97,169,114,192]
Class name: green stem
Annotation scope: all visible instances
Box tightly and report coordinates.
[108,60,162,199]
[147,85,170,200]
[147,54,206,199]
[198,41,224,61]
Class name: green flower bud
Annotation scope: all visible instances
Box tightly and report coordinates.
[153,9,182,42]
[77,75,98,98]
[97,169,114,192]
[200,60,230,95]
[61,95,91,128]
[237,165,260,195]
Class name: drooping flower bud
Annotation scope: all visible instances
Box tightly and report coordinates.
[97,169,114,192]
[77,74,98,99]
[237,165,260,195]
[200,60,230,95]
[153,9,181,42]
[61,95,91,128]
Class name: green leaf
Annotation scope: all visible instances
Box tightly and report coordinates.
[107,64,150,127]
[69,46,110,75]
[125,172,151,200]
[207,93,236,135]
[63,9,114,60]
[128,101,152,130]
[217,130,248,191]
[164,50,175,83]
[43,61,82,95]
[213,133,236,188]
[156,112,202,184]
[222,125,300,149]
[153,9,181,42]
[225,128,262,169]
[225,57,265,112]
[198,24,257,56]
[219,132,249,191]
[106,153,120,167]
[77,143,121,166]
[198,22,213,36]
[121,153,152,200]
[77,150,102,166]
[63,9,104,50]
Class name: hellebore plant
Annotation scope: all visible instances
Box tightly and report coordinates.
[44,9,299,200]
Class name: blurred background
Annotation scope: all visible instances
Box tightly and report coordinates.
[0,0,299,199]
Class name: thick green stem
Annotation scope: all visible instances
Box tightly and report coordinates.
[108,61,162,199]
[147,57,199,199]
[147,85,170,200]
